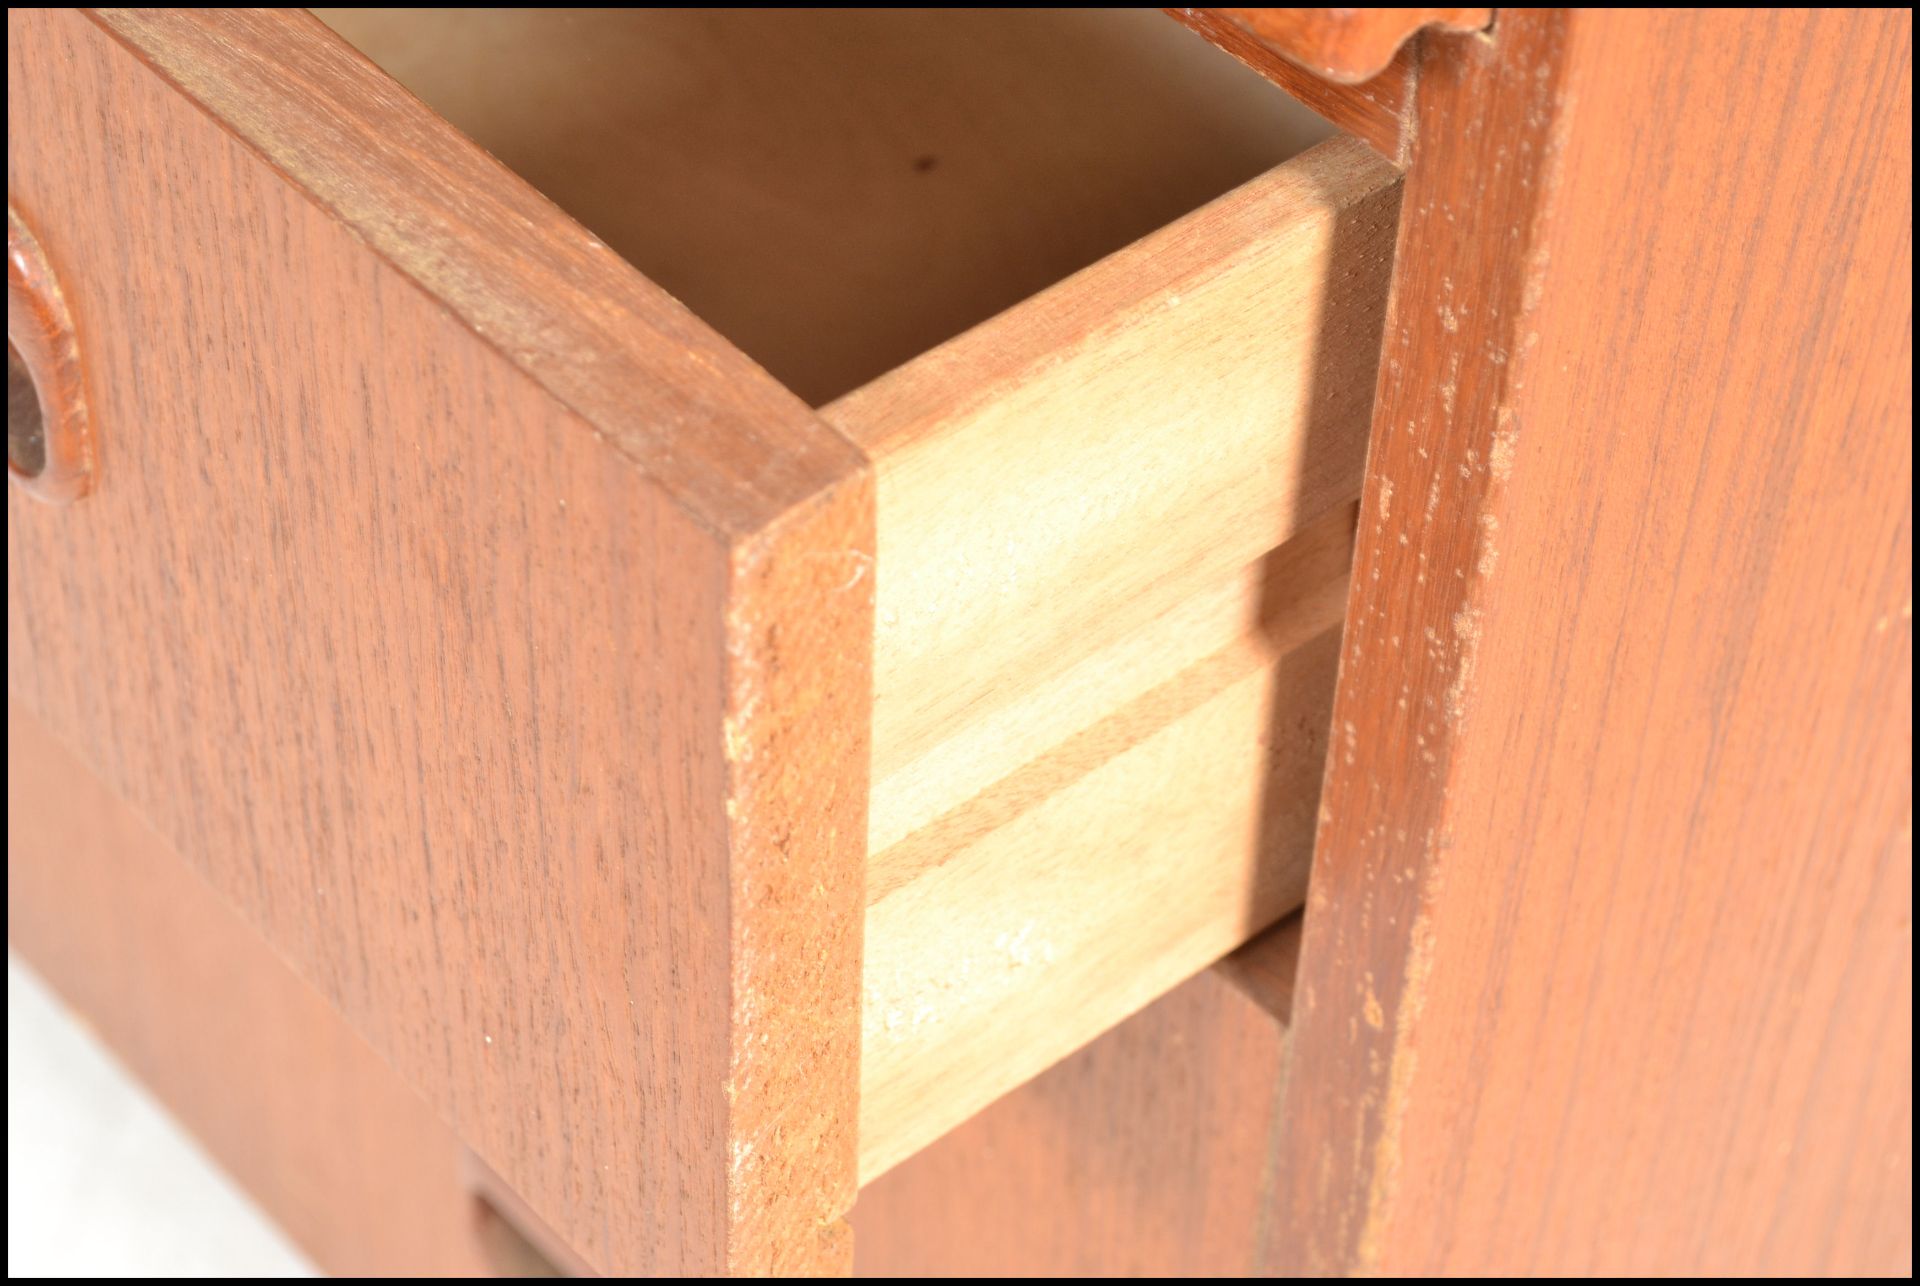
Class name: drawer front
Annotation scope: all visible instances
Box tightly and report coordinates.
[6,9,871,1276]
[315,10,1394,1195]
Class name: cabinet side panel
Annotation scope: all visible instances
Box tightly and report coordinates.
[1278,8,1912,1274]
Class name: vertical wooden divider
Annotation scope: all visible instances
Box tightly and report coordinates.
[1273,8,1912,1274]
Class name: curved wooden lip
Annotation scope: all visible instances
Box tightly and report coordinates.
[1188,7,1493,84]
[8,204,94,503]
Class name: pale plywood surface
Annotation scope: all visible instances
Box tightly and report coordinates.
[867,504,1357,867]
[858,510,1353,1181]
[841,137,1393,1181]
[837,136,1399,854]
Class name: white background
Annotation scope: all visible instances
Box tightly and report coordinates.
[7,955,315,1278]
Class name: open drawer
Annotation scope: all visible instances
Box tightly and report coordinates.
[5,8,1398,1274]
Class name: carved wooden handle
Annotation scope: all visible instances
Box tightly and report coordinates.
[8,204,93,502]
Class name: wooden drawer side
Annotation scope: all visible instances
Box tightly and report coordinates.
[838,138,1397,1180]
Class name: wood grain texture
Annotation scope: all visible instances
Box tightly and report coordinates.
[1204,7,1490,83]
[6,9,871,1274]
[316,7,1334,407]
[859,509,1353,1182]
[88,11,859,535]
[832,135,1399,849]
[836,136,1394,1184]
[854,919,1303,1276]
[1276,8,1913,1274]
[1168,8,1418,163]
[8,705,554,1278]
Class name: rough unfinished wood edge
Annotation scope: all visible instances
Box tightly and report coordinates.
[1268,12,1575,1271]
[1167,9,1418,163]
[721,483,871,1282]
[721,485,872,1276]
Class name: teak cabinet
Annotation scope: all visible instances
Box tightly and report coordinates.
[8,8,1911,1276]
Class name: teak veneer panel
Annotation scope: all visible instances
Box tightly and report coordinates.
[7,9,870,1275]
[1275,8,1913,1274]
[8,707,552,1278]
